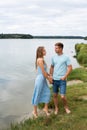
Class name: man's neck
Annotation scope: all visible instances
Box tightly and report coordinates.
[57,52,63,55]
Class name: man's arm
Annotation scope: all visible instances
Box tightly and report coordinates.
[50,65,54,76]
[61,65,72,80]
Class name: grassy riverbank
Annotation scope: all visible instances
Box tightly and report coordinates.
[7,67,87,130]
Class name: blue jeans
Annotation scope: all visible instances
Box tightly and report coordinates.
[52,80,66,95]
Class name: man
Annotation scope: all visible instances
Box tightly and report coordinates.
[50,42,72,115]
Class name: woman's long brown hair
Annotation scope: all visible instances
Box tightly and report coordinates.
[35,46,44,68]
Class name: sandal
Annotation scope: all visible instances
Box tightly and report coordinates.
[54,110,58,115]
[64,107,71,114]
[43,109,50,116]
[54,108,58,115]
[32,111,38,118]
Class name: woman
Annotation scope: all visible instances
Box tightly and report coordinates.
[32,46,51,118]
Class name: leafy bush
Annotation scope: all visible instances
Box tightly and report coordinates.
[77,53,87,64]
[75,43,84,55]
[75,43,87,66]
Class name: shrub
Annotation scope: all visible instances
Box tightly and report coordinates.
[75,43,87,66]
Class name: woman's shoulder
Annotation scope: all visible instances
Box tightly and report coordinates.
[37,58,44,64]
[37,58,43,62]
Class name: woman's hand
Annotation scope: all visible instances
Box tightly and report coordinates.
[48,75,53,84]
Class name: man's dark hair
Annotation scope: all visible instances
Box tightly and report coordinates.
[55,42,64,49]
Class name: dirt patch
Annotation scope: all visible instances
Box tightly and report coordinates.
[67,80,83,86]
[78,95,87,101]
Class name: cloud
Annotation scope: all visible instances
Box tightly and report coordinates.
[0,0,87,36]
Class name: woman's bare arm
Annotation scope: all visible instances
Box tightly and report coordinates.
[37,58,49,79]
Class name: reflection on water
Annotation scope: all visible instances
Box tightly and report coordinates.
[0,79,34,129]
[0,39,86,129]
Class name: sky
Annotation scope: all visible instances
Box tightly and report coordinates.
[0,0,87,36]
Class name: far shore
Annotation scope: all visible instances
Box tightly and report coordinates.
[0,33,86,39]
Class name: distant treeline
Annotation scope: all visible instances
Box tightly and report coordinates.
[0,34,33,39]
[33,36,85,39]
[0,33,87,39]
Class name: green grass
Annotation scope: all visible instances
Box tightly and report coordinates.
[8,81,87,130]
[67,68,87,82]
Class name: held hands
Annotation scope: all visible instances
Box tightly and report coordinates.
[48,75,53,84]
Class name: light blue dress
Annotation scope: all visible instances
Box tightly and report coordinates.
[32,64,50,105]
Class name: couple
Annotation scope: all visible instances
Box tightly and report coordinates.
[32,42,72,118]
